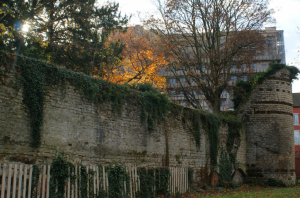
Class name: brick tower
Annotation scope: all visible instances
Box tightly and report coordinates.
[243,68,296,184]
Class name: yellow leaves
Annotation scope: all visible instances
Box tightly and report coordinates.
[41,41,50,48]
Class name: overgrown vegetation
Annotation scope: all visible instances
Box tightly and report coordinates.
[10,55,172,147]
[50,154,75,198]
[137,167,170,197]
[233,61,300,110]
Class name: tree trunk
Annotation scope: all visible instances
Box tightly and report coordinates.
[212,92,220,114]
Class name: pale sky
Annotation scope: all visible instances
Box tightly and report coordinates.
[102,0,300,92]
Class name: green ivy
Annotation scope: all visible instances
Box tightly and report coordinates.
[219,150,232,183]
[13,55,172,147]
[182,108,201,149]
[31,164,40,198]
[155,167,170,196]
[200,111,221,169]
[188,168,194,191]
[233,61,300,110]
[50,154,74,198]
[107,164,130,198]
[137,167,155,198]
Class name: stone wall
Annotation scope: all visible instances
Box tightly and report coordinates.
[0,70,244,176]
[243,68,296,184]
[1,63,295,185]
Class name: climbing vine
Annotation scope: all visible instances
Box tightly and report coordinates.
[31,165,40,198]
[219,150,232,183]
[182,108,201,149]
[12,55,172,147]
[200,111,222,169]
[233,61,300,110]
[107,164,130,198]
[136,167,170,197]
[50,154,74,198]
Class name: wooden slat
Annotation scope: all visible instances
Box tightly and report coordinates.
[6,164,13,198]
[1,163,6,198]
[46,165,50,198]
[27,165,33,198]
[17,164,23,198]
[23,165,28,198]
[37,166,41,198]
[75,166,78,198]
[87,166,89,198]
[102,166,105,192]
[67,171,70,198]
[12,164,18,198]
[96,166,99,196]
[71,166,74,198]
[93,166,96,195]
[41,166,46,198]
[129,165,132,198]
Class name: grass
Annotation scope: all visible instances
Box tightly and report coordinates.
[205,187,300,198]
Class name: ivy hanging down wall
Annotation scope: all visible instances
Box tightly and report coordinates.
[1,53,243,184]
[13,55,171,147]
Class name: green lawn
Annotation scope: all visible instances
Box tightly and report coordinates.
[207,187,300,198]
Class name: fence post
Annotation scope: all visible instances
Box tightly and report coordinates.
[1,163,6,198]
[17,164,23,198]
[6,164,12,198]
[27,165,33,198]
[22,165,28,198]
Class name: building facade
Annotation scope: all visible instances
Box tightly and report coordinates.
[161,27,286,111]
[293,93,300,177]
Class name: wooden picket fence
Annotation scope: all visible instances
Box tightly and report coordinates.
[0,163,190,198]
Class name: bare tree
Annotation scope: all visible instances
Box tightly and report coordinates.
[146,0,274,113]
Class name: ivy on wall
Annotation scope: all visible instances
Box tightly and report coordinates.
[2,53,245,185]
[233,61,300,110]
[13,55,172,147]
[136,167,170,197]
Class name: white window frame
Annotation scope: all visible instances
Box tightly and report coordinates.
[294,113,299,125]
[295,130,300,145]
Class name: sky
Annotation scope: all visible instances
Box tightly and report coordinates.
[98,0,300,92]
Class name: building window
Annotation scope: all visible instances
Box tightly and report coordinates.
[241,76,247,81]
[231,65,236,69]
[193,90,197,95]
[295,130,300,145]
[241,64,246,69]
[181,102,186,106]
[253,63,257,69]
[160,68,165,72]
[202,65,205,70]
[294,113,299,125]
[268,51,273,55]
[221,100,226,106]
[267,40,272,44]
[170,79,176,83]
[231,76,237,82]
[262,64,267,66]
[180,78,186,82]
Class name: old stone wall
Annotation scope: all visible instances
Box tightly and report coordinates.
[0,70,243,175]
[243,68,296,184]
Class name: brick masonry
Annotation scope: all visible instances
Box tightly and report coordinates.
[0,67,295,184]
[243,68,296,184]
[0,71,242,170]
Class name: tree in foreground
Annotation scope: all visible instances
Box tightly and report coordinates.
[146,0,274,113]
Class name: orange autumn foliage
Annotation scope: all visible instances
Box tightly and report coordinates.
[102,26,168,89]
